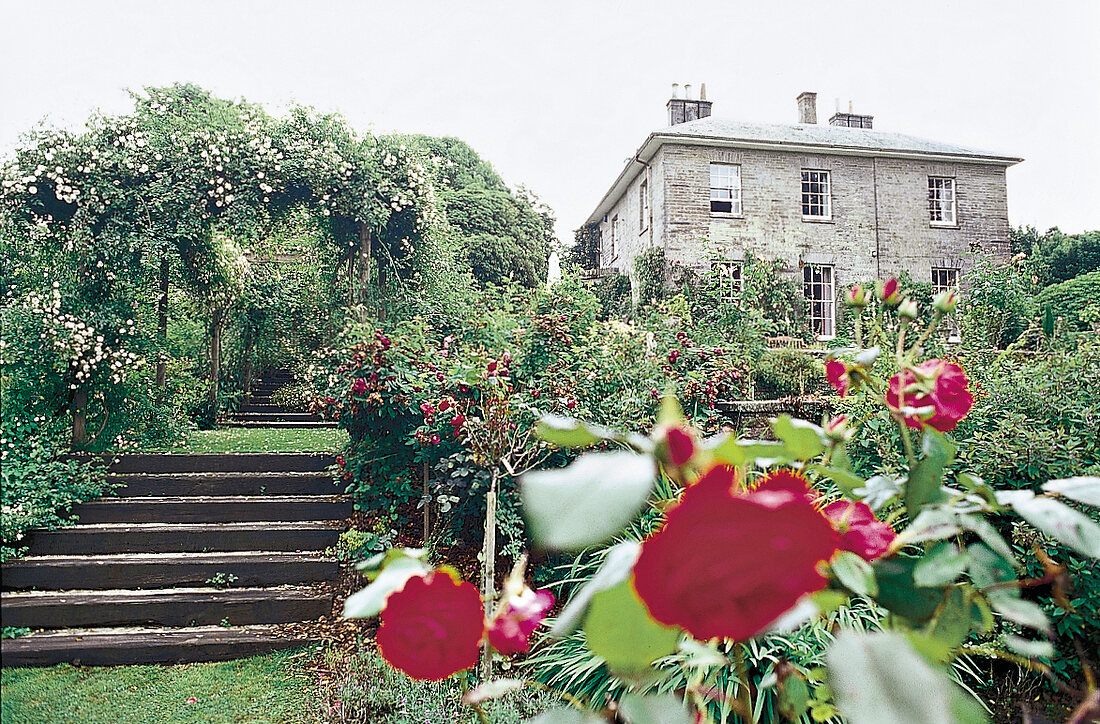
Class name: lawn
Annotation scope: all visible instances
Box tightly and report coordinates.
[0,649,317,724]
[142,428,349,454]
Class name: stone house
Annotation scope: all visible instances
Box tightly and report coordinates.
[584,87,1022,338]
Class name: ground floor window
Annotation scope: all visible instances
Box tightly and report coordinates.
[712,260,743,301]
[803,264,835,338]
[932,266,961,341]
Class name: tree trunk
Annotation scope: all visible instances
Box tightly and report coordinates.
[479,468,499,680]
[155,258,168,394]
[71,386,87,449]
[358,223,371,305]
[209,307,223,419]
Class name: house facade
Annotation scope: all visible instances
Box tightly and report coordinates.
[584,88,1022,337]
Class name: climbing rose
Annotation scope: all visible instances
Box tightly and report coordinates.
[376,572,484,680]
[886,360,974,432]
[351,378,367,396]
[633,465,839,641]
[823,500,896,560]
[825,359,850,397]
[486,587,555,656]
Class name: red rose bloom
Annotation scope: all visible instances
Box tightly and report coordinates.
[825,360,850,397]
[486,587,555,656]
[376,572,484,680]
[633,466,839,641]
[351,378,367,396]
[664,427,696,467]
[822,500,896,560]
[886,359,973,432]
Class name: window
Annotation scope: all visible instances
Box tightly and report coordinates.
[928,177,956,225]
[932,266,961,341]
[713,261,743,301]
[639,179,649,230]
[710,163,742,214]
[801,170,831,219]
[803,264,835,338]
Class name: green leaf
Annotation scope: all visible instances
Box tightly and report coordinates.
[618,692,693,724]
[1008,496,1100,558]
[809,464,865,494]
[524,709,606,724]
[777,670,812,721]
[535,415,612,448]
[583,579,680,676]
[343,556,429,618]
[522,452,656,551]
[677,638,728,669]
[957,513,1018,565]
[707,434,787,467]
[355,547,428,579]
[549,541,640,637]
[811,589,851,614]
[914,542,970,587]
[827,630,989,724]
[990,596,1052,635]
[1042,476,1100,507]
[1002,635,1055,659]
[928,586,971,652]
[898,506,963,546]
[967,544,1018,596]
[831,551,878,597]
[773,415,825,460]
[854,474,903,510]
[462,678,526,705]
[873,556,945,621]
[906,430,954,515]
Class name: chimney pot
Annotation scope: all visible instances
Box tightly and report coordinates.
[684,84,693,101]
[699,82,707,101]
[797,91,818,124]
[671,83,680,99]
[667,84,713,126]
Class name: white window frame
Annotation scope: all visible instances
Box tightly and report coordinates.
[928,177,957,226]
[710,163,742,216]
[931,266,961,342]
[803,264,836,339]
[712,260,743,302]
[639,178,649,231]
[801,169,831,220]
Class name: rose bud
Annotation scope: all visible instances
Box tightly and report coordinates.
[486,586,555,656]
[846,284,869,308]
[824,415,852,442]
[897,298,919,320]
[876,278,902,307]
[933,290,958,314]
[825,359,851,397]
[438,399,451,412]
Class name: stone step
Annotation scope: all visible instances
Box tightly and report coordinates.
[109,453,334,474]
[71,495,352,524]
[236,404,292,413]
[108,471,337,497]
[25,522,342,555]
[2,551,338,591]
[229,412,322,423]
[222,420,337,429]
[1,587,332,629]
[0,625,316,666]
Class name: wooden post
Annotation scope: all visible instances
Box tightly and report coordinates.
[358,223,371,305]
[479,468,499,680]
[422,461,430,545]
[71,386,87,449]
[209,307,223,419]
[155,258,168,393]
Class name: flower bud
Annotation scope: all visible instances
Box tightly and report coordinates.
[845,284,870,308]
[897,298,919,320]
[932,290,958,314]
[824,415,853,442]
[876,278,902,307]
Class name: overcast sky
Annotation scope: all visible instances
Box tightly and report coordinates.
[2,0,1098,242]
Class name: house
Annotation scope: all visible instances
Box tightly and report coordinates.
[583,86,1022,338]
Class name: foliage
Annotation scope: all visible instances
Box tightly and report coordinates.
[1011,226,1100,287]
[753,349,827,398]
[566,223,601,270]
[1034,271,1100,332]
[589,272,632,321]
[958,257,1037,350]
[633,247,667,310]
[444,187,552,287]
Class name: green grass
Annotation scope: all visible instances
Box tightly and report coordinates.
[143,427,348,454]
[0,649,316,724]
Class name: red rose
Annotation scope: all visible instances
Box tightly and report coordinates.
[664,427,696,467]
[351,378,367,396]
[823,500,896,560]
[633,466,838,641]
[825,360,850,397]
[376,572,484,680]
[487,587,555,656]
[886,360,973,432]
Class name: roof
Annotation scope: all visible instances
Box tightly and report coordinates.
[585,116,1023,226]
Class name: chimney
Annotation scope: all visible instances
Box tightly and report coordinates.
[829,99,874,129]
[797,92,817,124]
[667,82,713,126]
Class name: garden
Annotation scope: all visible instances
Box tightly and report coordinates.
[1,84,1099,724]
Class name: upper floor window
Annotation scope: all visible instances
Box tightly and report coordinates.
[801,170,831,219]
[710,163,742,215]
[639,179,649,230]
[712,260,743,301]
[928,177,956,226]
[803,264,835,338]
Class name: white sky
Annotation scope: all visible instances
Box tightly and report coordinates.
[2,0,1098,242]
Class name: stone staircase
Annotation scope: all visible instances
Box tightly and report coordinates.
[1,452,350,666]
[225,369,334,429]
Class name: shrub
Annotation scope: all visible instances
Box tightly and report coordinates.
[753,349,827,398]
[1034,270,1100,332]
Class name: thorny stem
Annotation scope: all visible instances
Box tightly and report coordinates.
[895,319,909,367]
[732,644,757,724]
[854,312,863,349]
[896,416,918,471]
[907,311,945,362]
[459,674,491,724]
